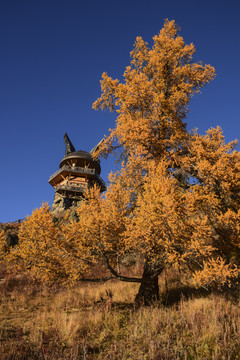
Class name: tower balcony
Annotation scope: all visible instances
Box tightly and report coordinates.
[48,165,106,191]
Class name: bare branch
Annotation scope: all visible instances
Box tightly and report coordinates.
[79,276,115,283]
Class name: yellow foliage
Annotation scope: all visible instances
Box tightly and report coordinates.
[93,19,215,164]
[12,203,109,284]
[191,257,240,288]
[8,204,63,282]
[0,230,8,260]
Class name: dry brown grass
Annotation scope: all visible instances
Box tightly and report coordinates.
[1,265,240,359]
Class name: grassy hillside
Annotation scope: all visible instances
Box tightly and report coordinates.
[1,264,240,359]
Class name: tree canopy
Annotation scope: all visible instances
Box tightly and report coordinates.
[93,19,215,164]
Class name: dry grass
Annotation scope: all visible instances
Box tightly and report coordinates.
[1,265,240,359]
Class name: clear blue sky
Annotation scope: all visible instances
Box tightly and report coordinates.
[0,0,239,222]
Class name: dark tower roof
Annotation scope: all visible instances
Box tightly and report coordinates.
[60,150,101,174]
[63,150,92,161]
[60,133,102,174]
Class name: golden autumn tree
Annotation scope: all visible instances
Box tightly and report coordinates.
[90,19,223,303]
[7,204,65,282]
[8,186,136,285]
[6,20,240,305]
[8,203,103,284]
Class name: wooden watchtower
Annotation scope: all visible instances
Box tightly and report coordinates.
[49,133,106,212]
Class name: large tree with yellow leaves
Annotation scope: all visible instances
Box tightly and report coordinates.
[4,20,240,305]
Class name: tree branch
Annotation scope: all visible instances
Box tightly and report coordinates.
[102,251,142,282]
[79,276,115,283]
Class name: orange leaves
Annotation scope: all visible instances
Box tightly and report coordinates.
[18,203,59,248]
[93,72,120,113]
[7,204,92,284]
[216,209,240,248]
[191,257,240,289]
[11,203,65,282]
[126,161,185,259]
[93,19,215,162]
[126,160,215,270]
[183,127,240,213]
[0,230,8,260]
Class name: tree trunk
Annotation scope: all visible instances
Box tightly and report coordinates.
[135,262,164,306]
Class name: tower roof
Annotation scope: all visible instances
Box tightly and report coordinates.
[60,149,101,174]
[63,150,92,161]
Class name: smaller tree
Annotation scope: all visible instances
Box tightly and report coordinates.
[7,204,67,283]
[61,183,141,283]
[8,193,135,285]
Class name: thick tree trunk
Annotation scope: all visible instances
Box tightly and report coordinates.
[135,262,164,306]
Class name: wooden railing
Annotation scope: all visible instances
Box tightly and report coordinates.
[49,165,95,182]
[49,165,106,190]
